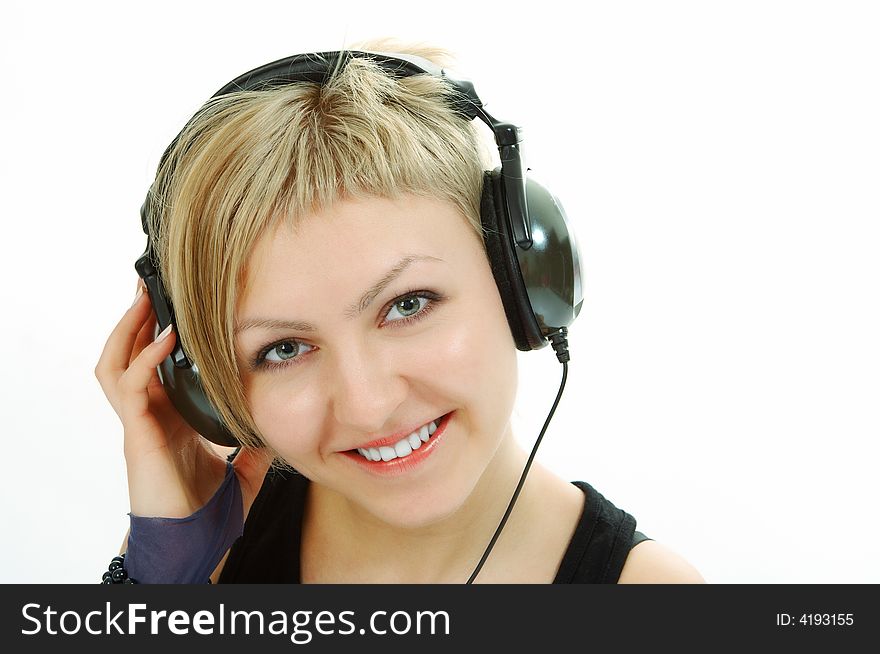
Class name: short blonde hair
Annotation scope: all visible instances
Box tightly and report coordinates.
[147,39,494,452]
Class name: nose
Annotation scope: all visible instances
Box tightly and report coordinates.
[326,337,407,435]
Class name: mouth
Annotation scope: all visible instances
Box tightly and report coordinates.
[341,412,453,475]
[345,412,450,461]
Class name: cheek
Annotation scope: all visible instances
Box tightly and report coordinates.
[431,321,508,379]
[420,304,518,415]
[244,376,321,458]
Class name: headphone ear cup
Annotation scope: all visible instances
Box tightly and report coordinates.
[152,326,241,448]
[480,169,547,351]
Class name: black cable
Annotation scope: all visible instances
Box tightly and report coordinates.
[466,327,570,583]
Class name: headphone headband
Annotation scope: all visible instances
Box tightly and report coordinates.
[212,50,453,100]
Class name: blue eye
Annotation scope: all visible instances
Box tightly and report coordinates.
[386,295,427,321]
[379,290,443,327]
[262,340,317,365]
[252,289,444,372]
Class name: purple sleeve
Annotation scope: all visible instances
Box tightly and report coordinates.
[124,461,243,584]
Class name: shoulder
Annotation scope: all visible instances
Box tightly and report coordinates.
[617,539,706,584]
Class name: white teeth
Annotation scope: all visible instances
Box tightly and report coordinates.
[378,446,397,462]
[394,439,413,458]
[356,417,442,462]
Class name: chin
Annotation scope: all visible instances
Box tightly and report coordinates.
[364,491,466,531]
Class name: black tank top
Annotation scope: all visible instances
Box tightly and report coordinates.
[219,467,651,584]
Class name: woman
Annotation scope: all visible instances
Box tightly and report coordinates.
[95,39,704,584]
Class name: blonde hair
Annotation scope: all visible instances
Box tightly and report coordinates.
[147,39,494,454]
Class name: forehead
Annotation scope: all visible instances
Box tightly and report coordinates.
[239,194,479,300]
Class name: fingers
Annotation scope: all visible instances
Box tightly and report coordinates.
[95,279,173,414]
[95,282,150,401]
[116,322,177,422]
[96,282,150,372]
[131,303,158,367]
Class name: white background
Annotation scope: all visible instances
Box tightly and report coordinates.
[0,0,877,583]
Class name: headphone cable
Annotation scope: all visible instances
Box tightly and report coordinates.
[466,327,570,584]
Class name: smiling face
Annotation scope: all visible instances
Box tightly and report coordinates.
[234,194,519,529]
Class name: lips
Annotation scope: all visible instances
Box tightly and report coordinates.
[345,414,448,452]
[341,411,453,476]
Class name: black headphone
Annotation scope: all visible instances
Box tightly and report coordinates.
[135,50,584,448]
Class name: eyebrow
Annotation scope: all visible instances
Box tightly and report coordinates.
[234,254,444,336]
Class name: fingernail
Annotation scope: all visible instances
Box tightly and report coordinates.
[131,285,144,308]
[155,323,174,342]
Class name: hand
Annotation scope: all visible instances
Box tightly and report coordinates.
[95,279,269,519]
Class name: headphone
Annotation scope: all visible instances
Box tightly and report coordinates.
[135,50,584,448]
